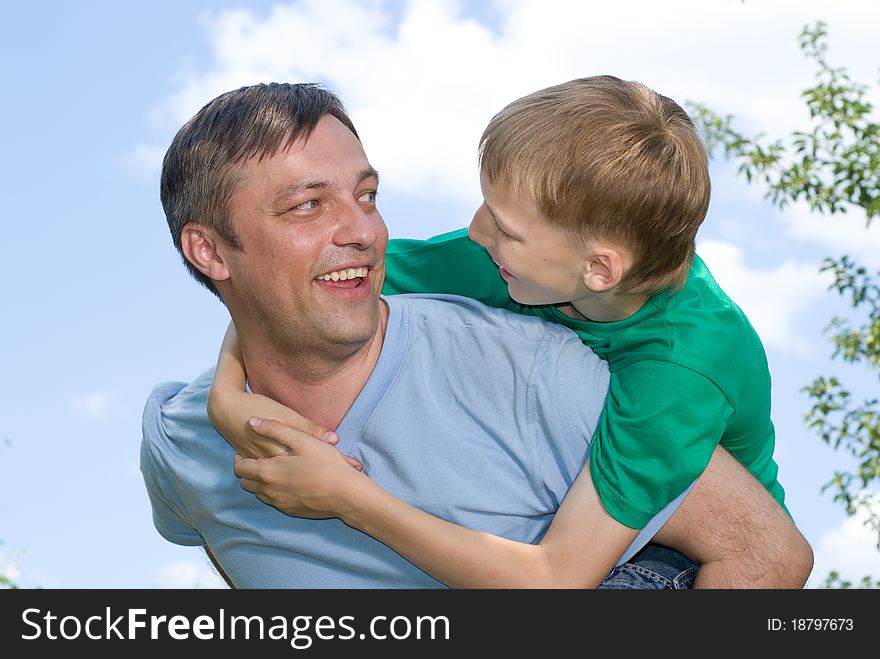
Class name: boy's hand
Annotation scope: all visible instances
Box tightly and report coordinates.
[208,387,339,459]
[234,417,366,519]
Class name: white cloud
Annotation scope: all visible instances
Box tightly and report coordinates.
[152,559,229,589]
[807,504,880,588]
[130,0,880,211]
[695,238,833,355]
[779,203,880,270]
[703,130,880,276]
[70,390,117,421]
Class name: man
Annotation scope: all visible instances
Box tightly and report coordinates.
[141,82,812,588]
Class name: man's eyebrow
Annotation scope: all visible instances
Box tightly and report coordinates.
[272,167,379,205]
[357,167,380,187]
[272,180,328,205]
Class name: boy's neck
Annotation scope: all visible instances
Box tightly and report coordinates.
[560,290,651,323]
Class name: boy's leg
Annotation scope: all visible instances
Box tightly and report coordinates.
[597,543,698,589]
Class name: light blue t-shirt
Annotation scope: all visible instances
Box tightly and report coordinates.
[140,293,690,588]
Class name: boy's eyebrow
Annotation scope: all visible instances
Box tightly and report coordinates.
[484,201,519,237]
[272,167,379,205]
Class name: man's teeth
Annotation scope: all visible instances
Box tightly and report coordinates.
[317,267,369,282]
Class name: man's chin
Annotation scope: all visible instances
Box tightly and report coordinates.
[322,299,383,336]
[325,319,381,349]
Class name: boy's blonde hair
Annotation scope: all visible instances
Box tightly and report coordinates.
[479,75,710,295]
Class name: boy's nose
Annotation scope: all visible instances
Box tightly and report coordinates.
[468,207,492,248]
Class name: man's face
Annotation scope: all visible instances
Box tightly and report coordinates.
[468,173,589,307]
[219,114,388,357]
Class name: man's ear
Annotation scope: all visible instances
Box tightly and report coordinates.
[581,245,626,292]
[180,224,231,283]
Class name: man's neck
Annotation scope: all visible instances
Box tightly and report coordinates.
[239,301,389,431]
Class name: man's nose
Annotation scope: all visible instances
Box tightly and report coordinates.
[333,200,380,248]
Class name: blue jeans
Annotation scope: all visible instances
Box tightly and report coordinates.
[597,543,698,589]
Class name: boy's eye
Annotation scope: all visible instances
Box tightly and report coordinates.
[493,217,512,240]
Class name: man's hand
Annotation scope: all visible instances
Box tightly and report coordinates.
[233,417,366,518]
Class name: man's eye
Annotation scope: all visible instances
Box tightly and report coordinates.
[294,199,320,211]
[359,191,378,204]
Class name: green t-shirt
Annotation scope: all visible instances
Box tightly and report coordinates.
[384,228,787,529]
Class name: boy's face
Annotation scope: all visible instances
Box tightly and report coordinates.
[468,174,592,309]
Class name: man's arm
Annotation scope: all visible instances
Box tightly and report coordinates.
[654,445,814,588]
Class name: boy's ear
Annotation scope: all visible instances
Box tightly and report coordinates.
[180,224,231,283]
[581,246,626,292]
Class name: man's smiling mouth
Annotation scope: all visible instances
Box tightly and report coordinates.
[315,266,369,282]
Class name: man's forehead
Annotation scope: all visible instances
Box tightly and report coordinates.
[236,123,373,192]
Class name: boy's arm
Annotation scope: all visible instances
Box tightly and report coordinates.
[235,417,635,588]
[235,419,812,589]
[384,229,515,310]
[207,321,351,461]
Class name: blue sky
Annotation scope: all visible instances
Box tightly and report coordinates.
[1,0,878,588]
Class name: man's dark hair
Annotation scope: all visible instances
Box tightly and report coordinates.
[160,82,359,299]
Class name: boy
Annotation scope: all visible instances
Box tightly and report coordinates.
[212,76,802,586]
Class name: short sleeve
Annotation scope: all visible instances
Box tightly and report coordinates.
[384,228,515,310]
[140,428,204,547]
[589,360,733,528]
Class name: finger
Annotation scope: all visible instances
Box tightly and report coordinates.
[233,454,262,480]
[319,428,341,445]
[273,404,336,444]
[247,417,310,453]
[343,455,363,471]
[243,432,290,457]
[238,476,262,495]
[254,493,274,507]
[299,416,338,444]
